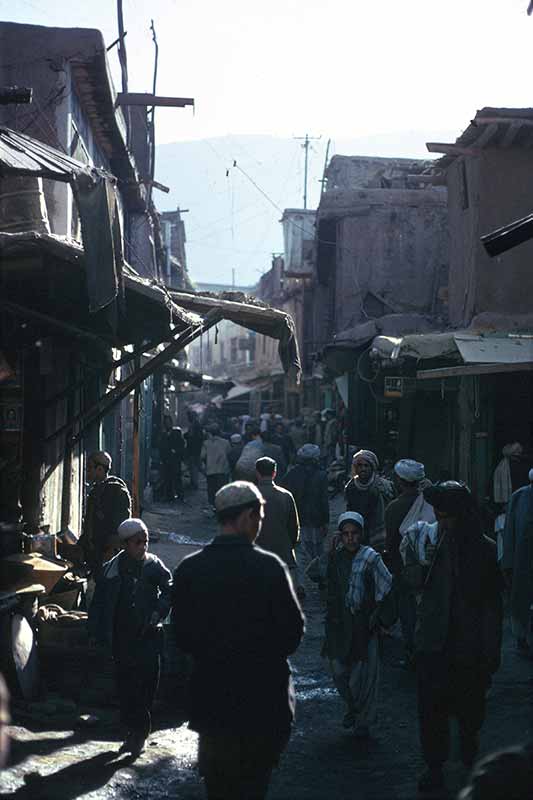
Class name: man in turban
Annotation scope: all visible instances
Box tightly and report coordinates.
[344,450,389,551]
[401,482,503,793]
[385,459,434,666]
[502,468,533,654]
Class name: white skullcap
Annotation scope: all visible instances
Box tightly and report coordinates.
[118,518,148,541]
[215,481,264,512]
[230,433,242,443]
[529,468,533,482]
[338,511,364,530]
[297,443,321,461]
[394,459,425,483]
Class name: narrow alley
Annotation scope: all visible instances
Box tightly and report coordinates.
[1,485,530,800]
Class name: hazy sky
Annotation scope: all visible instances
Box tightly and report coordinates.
[2,0,533,283]
[2,0,532,145]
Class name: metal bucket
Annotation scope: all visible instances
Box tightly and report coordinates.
[0,175,50,234]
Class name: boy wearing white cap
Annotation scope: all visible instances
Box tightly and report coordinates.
[324,511,394,737]
[88,518,172,758]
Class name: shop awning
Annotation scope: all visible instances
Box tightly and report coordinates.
[417,334,533,379]
[371,329,533,378]
[169,289,301,380]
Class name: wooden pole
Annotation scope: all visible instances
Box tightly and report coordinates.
[132,357,141,516]
[45,308,222,446]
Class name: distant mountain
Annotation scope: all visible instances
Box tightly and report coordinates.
[155,130,456,286]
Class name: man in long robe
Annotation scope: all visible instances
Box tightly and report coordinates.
[502,468,533,653]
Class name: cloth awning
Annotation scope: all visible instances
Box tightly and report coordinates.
[169,289,301,380]
[0,232,196,347]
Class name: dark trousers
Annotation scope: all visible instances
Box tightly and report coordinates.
[162,459,183,501]
[206,474,227,507]
[416,652,487,769]
[198,732,287,800]
[115,631,161,739]
[398,585,416,658]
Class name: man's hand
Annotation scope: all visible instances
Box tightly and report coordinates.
[424,541,437,564]
[149,612,160,627]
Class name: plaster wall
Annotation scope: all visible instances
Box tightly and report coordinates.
[447,149,533,327]
[333,198,448,334]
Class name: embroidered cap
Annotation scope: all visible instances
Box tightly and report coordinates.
[118,518,148,541]
[338,511,364,530]
[215,481,264,512]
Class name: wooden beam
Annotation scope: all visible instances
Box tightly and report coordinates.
[417,362,533,380]
[502,121,523,148]
[116,92,194,108]
[475,116,533,128]
[472,123,499,148]
[407,174,445,184]
[426,142,481,156]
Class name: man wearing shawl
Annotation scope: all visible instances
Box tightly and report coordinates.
[502,468,533,653]
[324,511,394,738]
[344,450,392,552]
[401,482,503,793]
[385,460,435,665]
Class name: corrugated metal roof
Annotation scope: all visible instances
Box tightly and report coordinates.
[0,126,104,181]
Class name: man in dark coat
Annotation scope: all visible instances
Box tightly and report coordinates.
[502,468,533,653]
[159,415,185,502]
[281,443,329,598]
[171,481,304,800]
[88,518,172,758]
[79,451,131,575]
[401,481,504,794]
[185,411,204,491]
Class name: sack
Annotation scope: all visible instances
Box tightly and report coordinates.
[236,441,264,475]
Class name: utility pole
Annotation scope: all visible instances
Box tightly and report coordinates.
[294,133,321,209]
[319,138,331,197]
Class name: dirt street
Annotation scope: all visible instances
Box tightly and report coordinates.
[1,483,531,800]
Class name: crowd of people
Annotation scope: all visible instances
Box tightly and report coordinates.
[3,409,530,800]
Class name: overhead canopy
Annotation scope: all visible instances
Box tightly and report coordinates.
[169,289,302,380]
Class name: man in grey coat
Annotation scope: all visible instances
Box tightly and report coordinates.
[255,457,299,583]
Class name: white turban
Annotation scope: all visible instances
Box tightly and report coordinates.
[338,511,364,530]
[118,518,148,541]
[394,459,426,483]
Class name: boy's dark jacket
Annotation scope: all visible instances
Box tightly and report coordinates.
[88,551,172,648]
